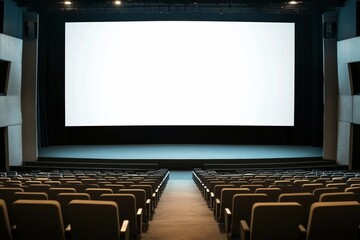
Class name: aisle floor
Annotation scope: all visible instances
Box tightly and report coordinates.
[142,171,227,240]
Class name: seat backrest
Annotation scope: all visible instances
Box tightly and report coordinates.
[345,187,360,202]
[306,201,360,240]
[13,192,48,200]
[213,184,235,200]
[84,188,113,200]
[326,183,348,191]
[312,187,342,201]
[229,181,248,187]
[208,180,226,193]
[119,189,147,220]
[239,185,263,193]
[219,188,250,222]
[0,188,24,206]
[62,184,98,193]
[116,181,134,188]
[130,185,153,199]
[103,184,125,192]
[230,193,269,238]
[68,200,120,240]
[255,188,282,201]
[55,193,90,227]
[101,193,137,239]
[24,184,51,192]
[278,192,315,227]
[12,200,65,240]
[0,199,12,240]
[319,192,357,202]
[47,187,76,200]
[301,183,324,193]
[44,181,61,187]
[250,202,302,240]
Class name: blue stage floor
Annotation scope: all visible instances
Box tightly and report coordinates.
[38,144,323,160]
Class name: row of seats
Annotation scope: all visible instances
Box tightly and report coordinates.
[0,169,170,240]
[193,168,360,240]
[1,198,130,240]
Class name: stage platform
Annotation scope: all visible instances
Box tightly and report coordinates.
[17,144,344,171]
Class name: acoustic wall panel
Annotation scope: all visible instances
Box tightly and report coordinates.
[337,121,352,165]
[0,33,22,169]
[338,37,360,64]
[337,37,360,168]
[7,125,22,166]
[338,95,353,122]
[338,63,352,95]
[353,95,360,124]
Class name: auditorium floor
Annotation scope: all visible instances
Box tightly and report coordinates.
[142,171,227,240]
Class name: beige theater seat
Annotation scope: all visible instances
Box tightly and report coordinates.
[0,199,12,240]
[300,201,360,240]
[217,188,251,222]
[278,192,315,227]
[55,193,90,227]
[68,199,129,240]
[225,193,269,238]
[319,192,357,202]
[12,200,66,240]
[47,187,76,200]
[84,188,113,199]
[101,193,142,240]
[240,202,302,240]
[13,191,48,200]
[255,188,282,201]
[119,189,150,222]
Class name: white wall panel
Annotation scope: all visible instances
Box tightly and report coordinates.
[0,33,23,169]
[337,121,352,165]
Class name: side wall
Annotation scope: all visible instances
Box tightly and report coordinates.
[22,12,38,162]
[323,12,339,161]
[336,0,358,167]
[0,33,23,169]
[0,0,24,169]
[337,37,360,167]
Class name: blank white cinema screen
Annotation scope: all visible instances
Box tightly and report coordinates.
[65,21,295,126]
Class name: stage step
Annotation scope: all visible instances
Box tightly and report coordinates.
[10,158,345,172]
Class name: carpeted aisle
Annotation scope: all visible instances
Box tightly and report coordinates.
[142,171,227,240]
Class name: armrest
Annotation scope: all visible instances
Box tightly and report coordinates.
[152,193,157,209]
[146,199,152,220]
[225,208,232,233]
[155,189,159,202]
[202,186,207,197]
[136,208,143,235]
[65,224,71,240]
[298,224,306,240]
[210,192,215,209]
[206,188,210,201]
[240,220,250,240]
[11,225,17,240]
[65,224,71,231]
[120,220,130,240]
[215,198,221,220]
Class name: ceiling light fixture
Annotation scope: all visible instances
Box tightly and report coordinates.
[64,1,72,5]
[288,1,300,4]
[114,0,121,5]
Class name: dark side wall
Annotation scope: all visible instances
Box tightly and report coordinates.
[337,0,357,40]
[2,0,23,38]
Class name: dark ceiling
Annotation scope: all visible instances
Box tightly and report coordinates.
[14,0,346,14]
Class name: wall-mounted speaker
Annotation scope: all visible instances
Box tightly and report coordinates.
[324,22,337,39]
[24,21,37,39]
